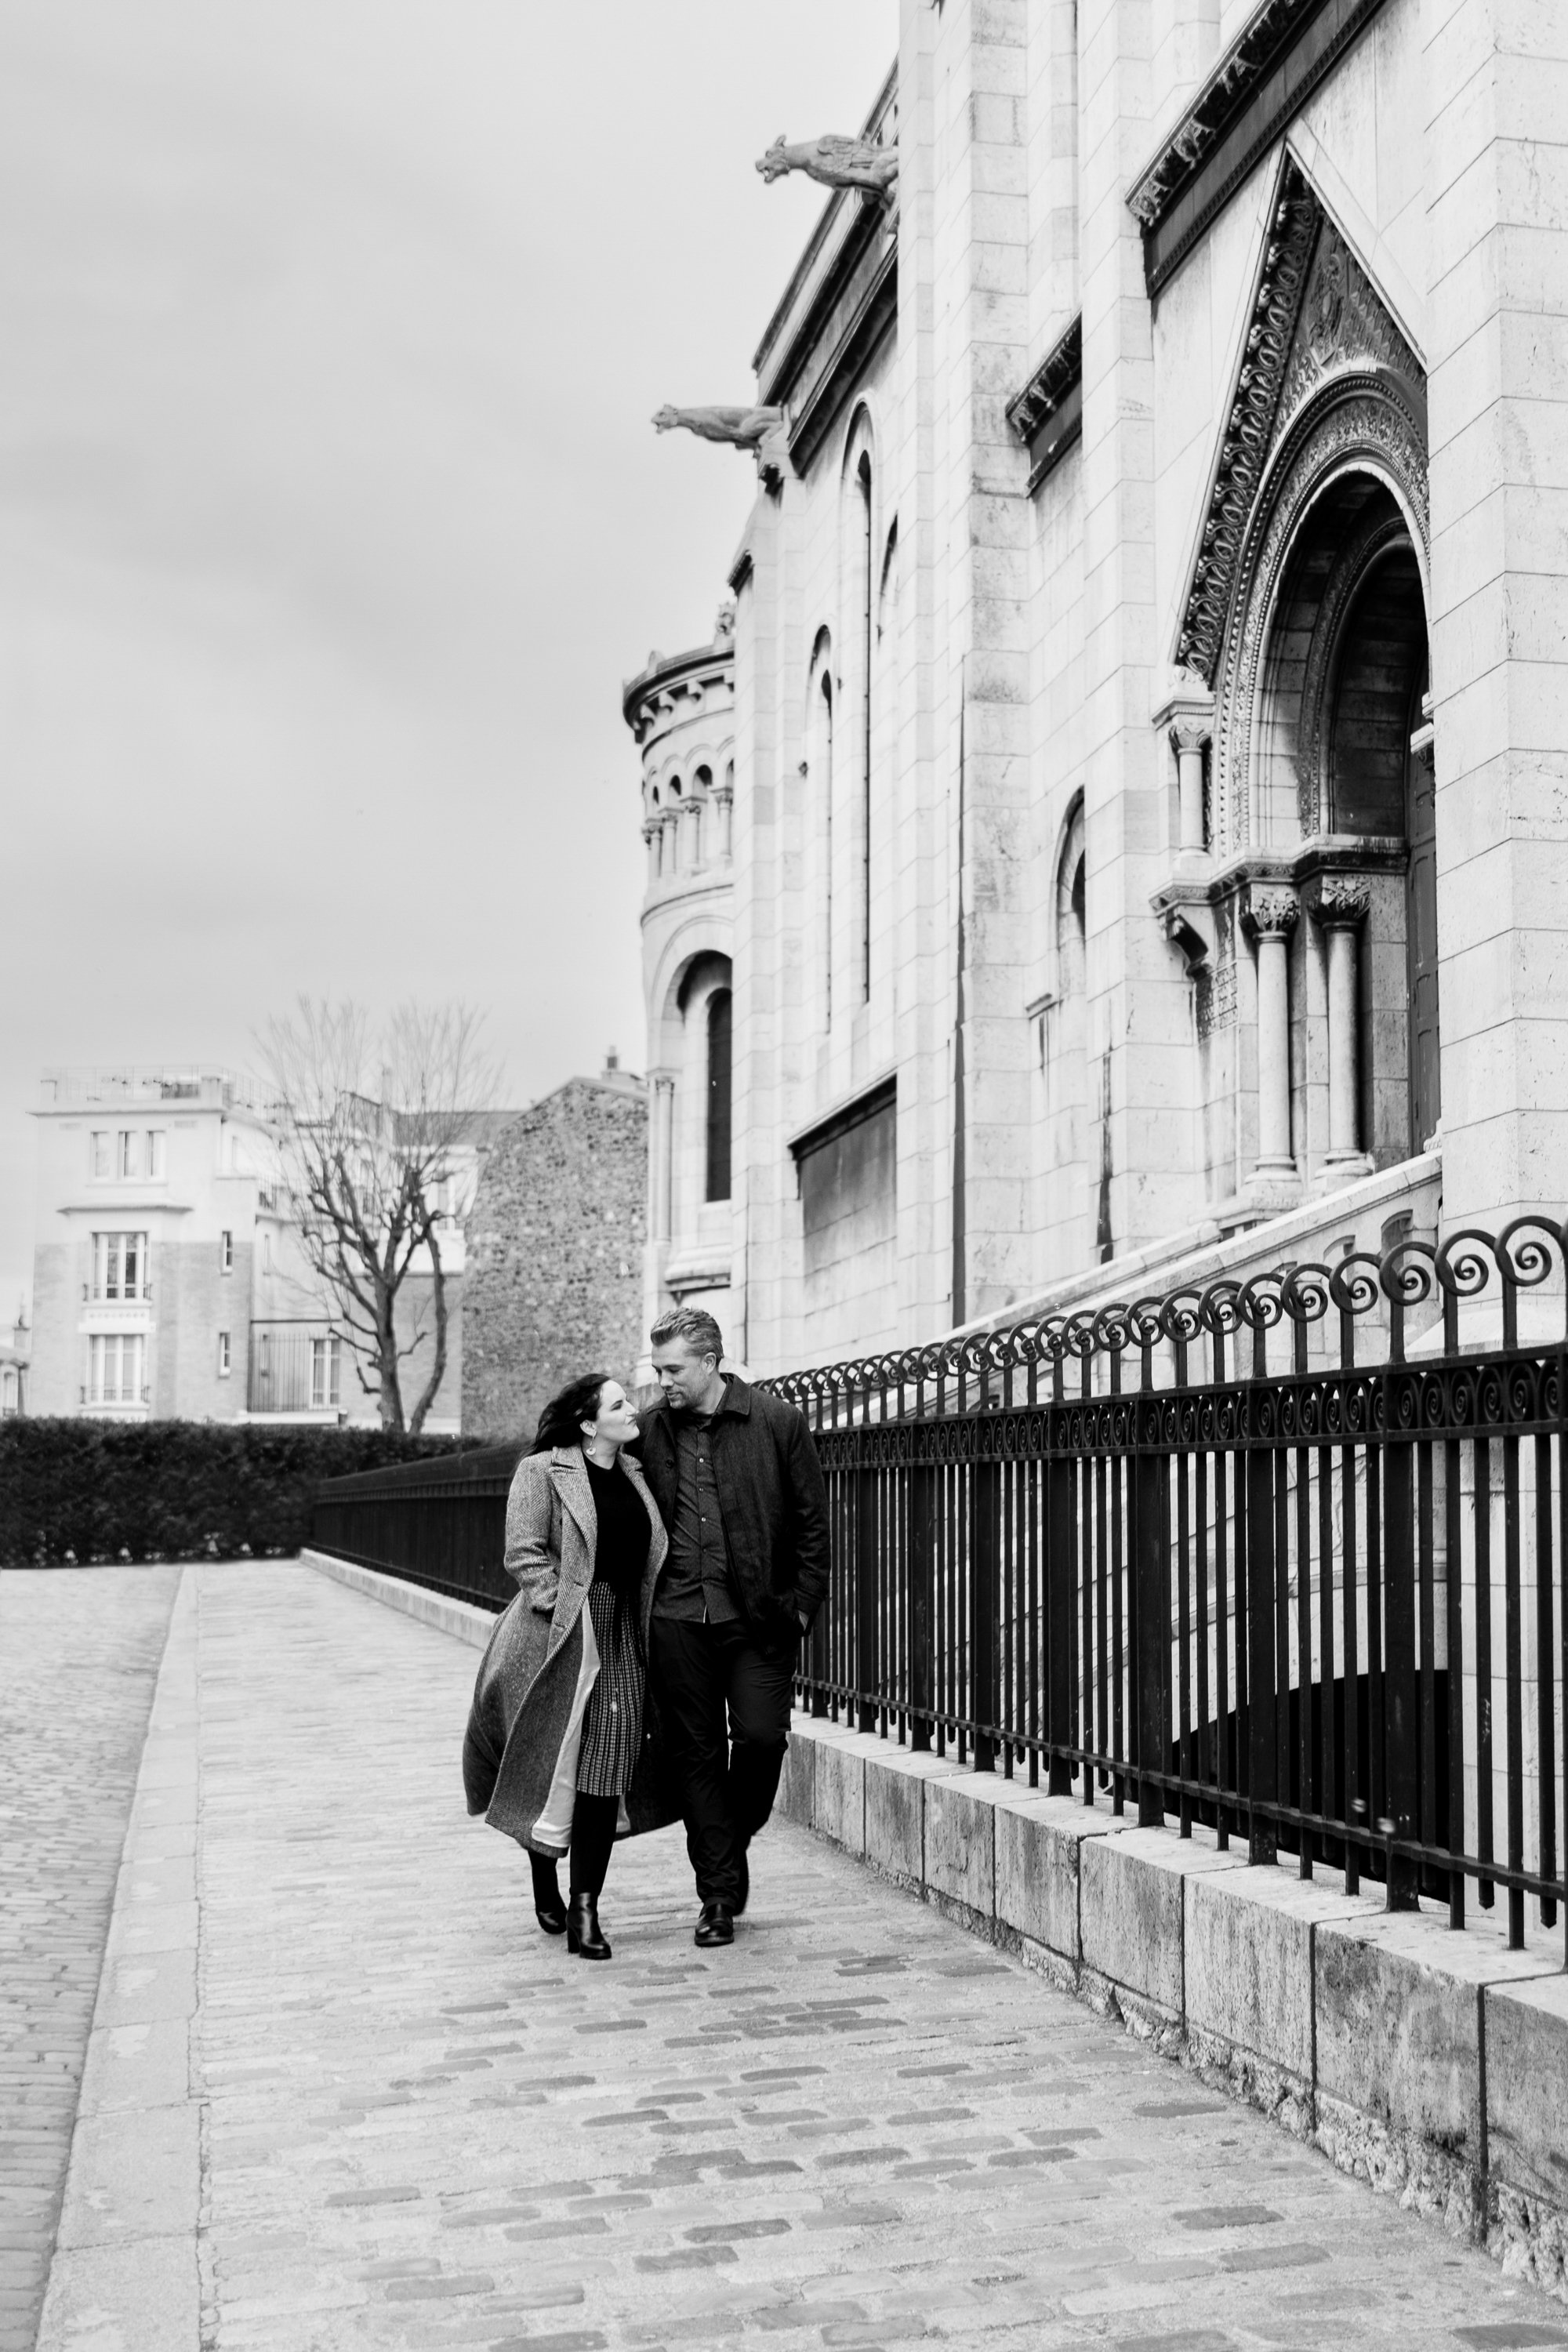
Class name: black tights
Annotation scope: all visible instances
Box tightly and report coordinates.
[529,1793,619,1906]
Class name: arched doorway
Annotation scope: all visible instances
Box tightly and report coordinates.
[1246,465,1435,1178]
[1171,158,1436,1201]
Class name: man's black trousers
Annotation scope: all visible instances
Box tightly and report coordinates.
[649,1617,795,1908]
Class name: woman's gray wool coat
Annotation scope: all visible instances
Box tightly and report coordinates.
[462,1446,679,1857]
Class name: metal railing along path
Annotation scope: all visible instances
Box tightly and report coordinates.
[311,1441,522,1610]
[758,1216,1568,1955]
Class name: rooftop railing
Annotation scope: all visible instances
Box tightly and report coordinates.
[39,1065,271,1111]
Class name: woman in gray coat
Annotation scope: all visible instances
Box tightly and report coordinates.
[462,1371,671,1960]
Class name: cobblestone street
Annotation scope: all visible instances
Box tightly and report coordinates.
[14,1563,1568,2350]
[0,1566,181,2352]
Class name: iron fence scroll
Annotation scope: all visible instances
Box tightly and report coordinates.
[760,1216,1568,1955]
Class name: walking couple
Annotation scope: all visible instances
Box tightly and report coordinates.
[462,1306,829,1957]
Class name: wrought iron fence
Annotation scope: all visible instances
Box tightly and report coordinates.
[310,1441,523,1608]
[760,1217,1568,1957]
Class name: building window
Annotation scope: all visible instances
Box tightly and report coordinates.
[217,1330,231,1378]
[87,1333,145,1406]
[220,1229,234,1274]
[310,1335,342,1410]
[92,1231,149,1301]
[1,1367,16,1414]
[116,1130,139,1178]
[147,1130,166,1178]
[90,1131,110,1178]
[706,989,732,1203]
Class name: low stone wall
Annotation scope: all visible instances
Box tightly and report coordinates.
[303,1548,1568,2303]
[778,1712,1568,2306]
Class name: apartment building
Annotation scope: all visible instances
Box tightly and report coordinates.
[27,1066,466,1427]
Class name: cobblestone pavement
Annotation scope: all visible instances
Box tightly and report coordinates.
[33,1562,1568,2351]
[0,1566,180,2352]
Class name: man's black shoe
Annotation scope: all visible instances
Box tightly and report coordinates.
[734,1846,750,1917]
[695,1900,735,1947]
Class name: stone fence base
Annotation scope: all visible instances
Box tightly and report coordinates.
[303,1548,1568,2304]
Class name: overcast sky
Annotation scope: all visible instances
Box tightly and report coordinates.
[0,0,896,1319]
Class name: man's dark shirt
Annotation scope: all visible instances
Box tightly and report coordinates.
[652,1401,740,1624]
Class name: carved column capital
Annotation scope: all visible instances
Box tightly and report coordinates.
[1152,668,1214,742]
[1305,875,1370,929]
[1243,885,1299,940]
[1169,714,1212,758]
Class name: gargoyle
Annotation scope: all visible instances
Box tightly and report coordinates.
[756,133,898,198]
[652,404,784,451]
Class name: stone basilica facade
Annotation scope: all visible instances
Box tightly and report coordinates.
[631,0,1568,1375]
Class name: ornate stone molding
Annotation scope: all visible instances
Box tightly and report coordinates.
[1006,316,1083,445]
[1178,158,1425,688]
[1177,161,1319,682]
[1213,381,1429,849]
[1127,0,1391,292]
[1177,157,1430,855]
[1005,317,1083,494]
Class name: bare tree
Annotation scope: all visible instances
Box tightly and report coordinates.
[260,999,500,1433]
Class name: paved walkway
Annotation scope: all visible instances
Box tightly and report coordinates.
[18,1564,1568,2351]
[0,1566,180,2352]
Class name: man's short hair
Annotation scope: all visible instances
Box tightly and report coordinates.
[649,1305,724,1363]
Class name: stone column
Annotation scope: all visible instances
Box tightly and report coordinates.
[713,782,734,864]
[1247,887,1298,1177]
[642,817,661,889]
[650,1076,675,1243]
[660,807,681,876]
[681,793,703,873]
[1308,877,1371,1178]
[1172,718,1208,856]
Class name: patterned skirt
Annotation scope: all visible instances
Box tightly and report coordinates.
[575,1581,644,1797]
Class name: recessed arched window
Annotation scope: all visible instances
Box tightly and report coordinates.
[706,988,732,1203]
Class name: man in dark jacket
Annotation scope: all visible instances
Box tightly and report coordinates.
[638,1305,829,1947]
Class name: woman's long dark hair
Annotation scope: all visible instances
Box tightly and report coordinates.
[529,1371,613,1456]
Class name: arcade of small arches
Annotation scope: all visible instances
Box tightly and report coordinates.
[642,758,735,889]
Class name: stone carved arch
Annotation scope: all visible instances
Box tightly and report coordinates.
[1218,379,1428,848]
[1174,154,1428,855]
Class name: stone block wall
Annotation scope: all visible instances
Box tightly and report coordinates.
[461,1074,647,1443]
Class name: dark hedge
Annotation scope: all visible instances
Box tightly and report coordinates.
[0,1419,481,1567]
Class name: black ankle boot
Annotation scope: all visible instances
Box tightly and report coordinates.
[530,1856,567,1936]
[567,1892,612,1960]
